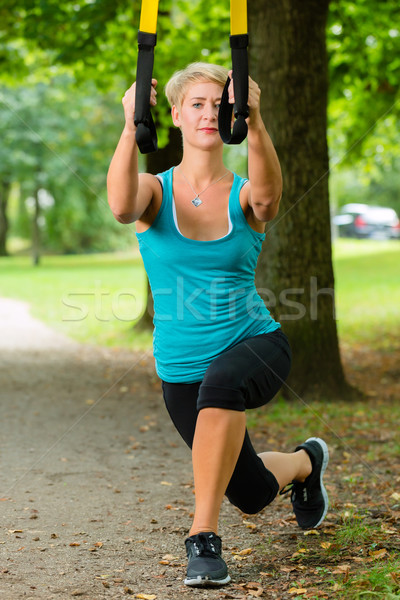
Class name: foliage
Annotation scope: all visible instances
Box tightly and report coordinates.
[0,76,134,253]
[327,0,400,200]
[1,0,399,256]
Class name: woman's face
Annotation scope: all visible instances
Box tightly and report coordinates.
[172,80,224,149]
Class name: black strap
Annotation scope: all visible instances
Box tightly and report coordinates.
[134,31,158,154]
[218,33,249,145]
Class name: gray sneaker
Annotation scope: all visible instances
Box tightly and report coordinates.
[184,532,231,587]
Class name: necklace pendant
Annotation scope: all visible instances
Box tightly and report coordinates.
[191,196,202,207]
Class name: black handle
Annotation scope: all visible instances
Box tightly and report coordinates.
[134,31,158,154]
[218,34,249,145]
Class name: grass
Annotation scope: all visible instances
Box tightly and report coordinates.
[0,238,399,351]
[332,239,400,349]
[0,250,151,349]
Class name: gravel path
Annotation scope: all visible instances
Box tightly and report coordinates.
[0,298,262,599]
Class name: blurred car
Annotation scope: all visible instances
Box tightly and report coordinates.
[332,203,400,240]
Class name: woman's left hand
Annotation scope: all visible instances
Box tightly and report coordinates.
[227,70,262,127]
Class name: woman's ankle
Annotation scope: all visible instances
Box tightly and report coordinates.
[189,527,217,537]
[294,449,312,482]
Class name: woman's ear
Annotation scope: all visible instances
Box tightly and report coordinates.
[171,105,181,127]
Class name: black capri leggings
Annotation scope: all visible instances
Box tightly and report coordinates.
[162,328,292,514]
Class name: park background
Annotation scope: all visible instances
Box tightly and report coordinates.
[0,1,399,598]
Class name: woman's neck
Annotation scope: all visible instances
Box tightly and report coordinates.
[178,147,227,186]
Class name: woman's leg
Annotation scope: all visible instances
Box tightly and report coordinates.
[258,449,312,490]
[197,329,294,515]
[190,407,246,536]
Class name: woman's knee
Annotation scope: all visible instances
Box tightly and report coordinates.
[226,472,279,514]
[196,354,246,411]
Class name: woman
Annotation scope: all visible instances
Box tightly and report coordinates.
[107,63,329,587]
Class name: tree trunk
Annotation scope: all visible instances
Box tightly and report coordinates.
[32,188,41,266]
[249,0,352,398]
[0,180,11,256]
[134,126,182,330]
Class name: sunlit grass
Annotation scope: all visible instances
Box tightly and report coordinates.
[333,239,400,349]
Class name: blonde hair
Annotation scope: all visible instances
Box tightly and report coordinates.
[165,62,228,110]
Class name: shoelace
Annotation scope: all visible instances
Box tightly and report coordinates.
[192,534,218,558]
[279,483,294,496]
[280,482,310,504]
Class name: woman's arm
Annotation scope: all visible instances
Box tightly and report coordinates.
[230,75,282,222]
[107,80,158,224]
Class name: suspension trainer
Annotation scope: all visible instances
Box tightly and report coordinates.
[134,0,249,154]
[134,0,159,154]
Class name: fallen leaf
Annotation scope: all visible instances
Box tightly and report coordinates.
[390,492,400,501]
[332,564,350,582]
[69,542,81,547]
[234,548,253,556]
[232,554,248,561]
[243,520,257,530]
[304,529,319,536]
[289,588,307,594]
[135,594,157,600]
[291,548,309,558]
[369,548,387,559]
[245,581,263,596]
[321,542,331,549]
[333,564,350,574]
[160,481,172,486]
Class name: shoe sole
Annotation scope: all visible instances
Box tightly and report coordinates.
[184,574,231,587]
[304,437,329,529]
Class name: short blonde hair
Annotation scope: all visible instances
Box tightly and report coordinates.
[165,62,228,110]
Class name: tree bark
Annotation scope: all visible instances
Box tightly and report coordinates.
[0,180,11,257]
[134,126,182,330]
[249,0,352,398]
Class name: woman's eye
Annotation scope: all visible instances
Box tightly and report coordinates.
[193,103,201,108]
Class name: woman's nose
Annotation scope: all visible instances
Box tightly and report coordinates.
[203,103,218,120]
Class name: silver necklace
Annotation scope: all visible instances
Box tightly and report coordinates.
[179,168,229,207]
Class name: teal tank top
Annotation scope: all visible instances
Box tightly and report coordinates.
[136,167,280,383]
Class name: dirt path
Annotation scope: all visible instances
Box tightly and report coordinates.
[1,299,398,600]
[0,298,271,599]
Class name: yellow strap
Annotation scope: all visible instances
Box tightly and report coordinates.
[139,0,159,34]
[230,0,247,35]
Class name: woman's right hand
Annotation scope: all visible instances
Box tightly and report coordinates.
[122,79,158,133]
